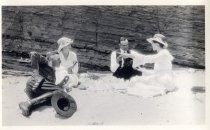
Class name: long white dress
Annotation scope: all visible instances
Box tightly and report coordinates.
[128,49,176,97]
[55,51,79,88]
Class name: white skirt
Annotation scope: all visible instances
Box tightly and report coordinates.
[127,72,176,97]
[55,70,79,88]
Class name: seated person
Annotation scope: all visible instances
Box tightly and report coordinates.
[56,37,79,88]
[19,50,78,117]
[122,34,176,97]
[110,37,142,80]
[52,54,78,92]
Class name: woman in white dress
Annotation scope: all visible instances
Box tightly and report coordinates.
[55,37,79,92]
[122,34,176,97]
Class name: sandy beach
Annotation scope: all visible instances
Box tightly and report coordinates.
[2,68,205,125]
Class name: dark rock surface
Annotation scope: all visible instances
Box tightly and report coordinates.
[2,6,205,72]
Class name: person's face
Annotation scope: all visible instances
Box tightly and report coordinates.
[151,41,161,51]
[61,44,71,55]
[48,55,60,68]
[119,42,129,51]
[52,59,60,68]
[47,56,54,67]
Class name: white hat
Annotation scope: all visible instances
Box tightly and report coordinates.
[57,37,74,53]
[146,34,168,48]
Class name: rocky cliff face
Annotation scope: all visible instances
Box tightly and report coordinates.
[2,6,205,72]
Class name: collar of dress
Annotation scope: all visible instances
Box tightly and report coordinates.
[60,51,70,63]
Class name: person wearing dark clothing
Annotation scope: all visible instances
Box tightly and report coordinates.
[19,51,68,116]
[110,37,142,80]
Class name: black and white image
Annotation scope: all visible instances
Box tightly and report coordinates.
[2,6,205,125]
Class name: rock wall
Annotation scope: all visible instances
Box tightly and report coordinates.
[2,6,205,72]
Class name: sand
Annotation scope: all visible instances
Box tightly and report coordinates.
[2,68,205,125]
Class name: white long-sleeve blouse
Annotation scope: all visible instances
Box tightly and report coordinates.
[133,49,174,73]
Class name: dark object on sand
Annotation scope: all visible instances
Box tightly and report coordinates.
[19,91,54,116]
[191,86,205,93]
[51,91,77,118]
[19,52,77,117]
[19,90,77,117]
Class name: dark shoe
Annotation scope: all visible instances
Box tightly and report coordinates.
[19,101,32,117]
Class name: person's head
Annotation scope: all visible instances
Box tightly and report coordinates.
[57,37,74,55]
[146,34,168,52]
[119,37,129,51]
[47,54,61,68]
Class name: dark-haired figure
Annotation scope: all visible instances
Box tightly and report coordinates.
[110,37,142,80]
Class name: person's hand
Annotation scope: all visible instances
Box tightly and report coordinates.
[124,59,133,67]
[121,53,129,58]
[30,51,36,55]
[57,76,69,87]
[30,51,38,57]
[46,51,58,61]
[68,67,73,74]
[121,53,134,58]
[65,87,72,93]
[116,55,122,64]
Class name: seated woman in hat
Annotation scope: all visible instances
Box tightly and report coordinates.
[122,34,176,97]
[56,37,79,90]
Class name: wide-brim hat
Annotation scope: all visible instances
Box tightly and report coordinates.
[146,34,168,48]
[51,90,77,118]
[57,37,74,53]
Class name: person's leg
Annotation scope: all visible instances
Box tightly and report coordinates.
[32,80,62,105]
[113,67,133,80]
[122,66,134,80]
[20,80,61,117]
[19,90,61,117]
[121,67,142,80]
[25,76,38,99]
[113,67,123,78]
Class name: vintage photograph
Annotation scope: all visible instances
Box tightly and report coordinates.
[2,6,205,125]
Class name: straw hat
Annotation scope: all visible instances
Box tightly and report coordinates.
[57,37,74,53]
[146,34,168,48]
